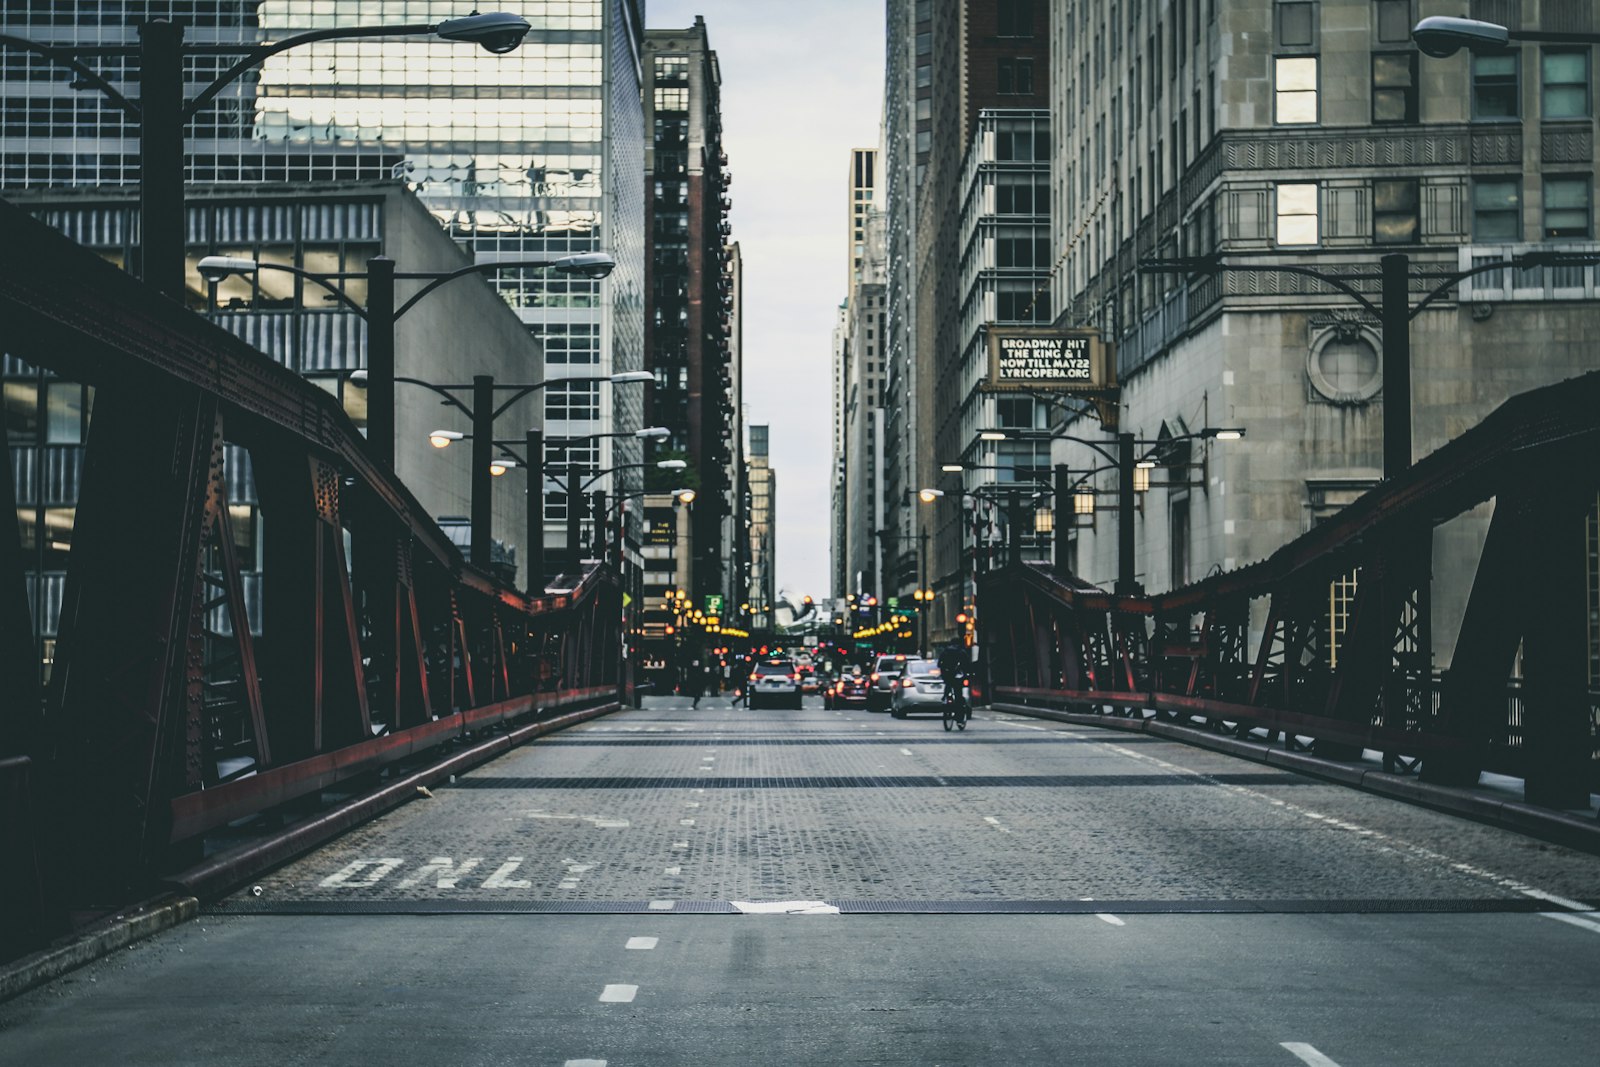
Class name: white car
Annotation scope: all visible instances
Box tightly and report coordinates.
[748,658,802,709]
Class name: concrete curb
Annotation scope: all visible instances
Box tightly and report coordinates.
[0,894,198,1003]
[991,702,1600,855]
[0,701,624,1003]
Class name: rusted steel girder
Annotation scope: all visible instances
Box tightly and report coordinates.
[983,368,1600,797]
[0,198,626,954]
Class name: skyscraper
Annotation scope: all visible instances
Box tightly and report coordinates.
[0,1,647,574]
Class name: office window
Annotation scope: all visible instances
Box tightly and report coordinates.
[1275,57,1319,123]
[1373,179,1419,244]
[997,0,1032,37]
[1372,52,1418,123]
[1543,49,1591,119]
[1544,176,1592,239]
[1276,183,1319,245]
[1276,2,1316,48]
[1374,0,1411,44]
[653,87,688,112]
[1472,53,1519,119]
[998,58,1034,95]
[1473,179,1521,240]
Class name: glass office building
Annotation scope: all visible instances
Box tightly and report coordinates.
[0,0,646,560]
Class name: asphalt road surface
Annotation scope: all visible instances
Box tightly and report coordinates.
[3,695,1598,1066]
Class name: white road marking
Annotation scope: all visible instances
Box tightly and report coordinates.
[525,811,630,829]
[318,858,404,888]
[564,1060,607,1067]
[982,816,1012,834]
[481,858,532,889]
[1540,911,1600,936]
[1518,886,1592,912]
[625,937,659,950]
[671,842,688,849]
[900,748,914,756]
[680,818,696,826]
[1095,913,1126,926]
[598,984,638,1003]
[649,899,676,910]
[729,900,841,915]
[397,857,481,889]
[1281,1043,1343,1067]
[663,866,681,875]
[685,802,701,808]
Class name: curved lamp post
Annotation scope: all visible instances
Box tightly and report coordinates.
[967,426,1245,592]
[2,14,530,300]
[197,253,617,470]
[380,371,651,572]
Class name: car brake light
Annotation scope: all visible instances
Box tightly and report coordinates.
[791,673,801,682]
[901,677,915,688]
[870,672,880,681]
[749,674,758,683]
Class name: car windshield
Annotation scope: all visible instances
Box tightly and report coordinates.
[874,657,906,673]
[905,662,940,678]
[755,661,794,676]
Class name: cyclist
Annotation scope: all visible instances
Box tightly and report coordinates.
[936,638,970,727]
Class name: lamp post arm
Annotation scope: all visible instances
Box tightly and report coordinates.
[394,258,565,320]
[0,34,139,117]
[392,375,474,419]
[580,462,649,492]
[182,23,436,120]
[1141,258,1381,318]
[1407,255,1570,320]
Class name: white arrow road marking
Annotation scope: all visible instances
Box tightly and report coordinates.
[729,900,841,915]
[525,811,629,829]
[1281,1043,1343,1067]
[599,985,638,1003]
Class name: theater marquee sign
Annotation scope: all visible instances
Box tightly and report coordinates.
[987,328,1114,390]
[985,327,1120,426]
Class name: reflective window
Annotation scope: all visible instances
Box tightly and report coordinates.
[1372,52,1417,124]
[1373,179,1419,244]
[1276,183,1319,245]
[1275,57,1319,124]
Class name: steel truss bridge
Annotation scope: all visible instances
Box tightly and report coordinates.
[982,365,1600,809]
[0,199,625,961]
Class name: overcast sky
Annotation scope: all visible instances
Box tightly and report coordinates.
[647,1,885,601]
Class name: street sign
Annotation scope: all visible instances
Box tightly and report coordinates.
[705,594,724,615]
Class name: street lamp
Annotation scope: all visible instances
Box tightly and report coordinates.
[1411,16,1600,58]
[2,15,531,300]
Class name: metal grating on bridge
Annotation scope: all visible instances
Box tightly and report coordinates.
[543,736,1157,746]
[450,772,1312,789]
[206,897,1573,916]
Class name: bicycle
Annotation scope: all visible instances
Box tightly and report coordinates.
[942,677,970,732]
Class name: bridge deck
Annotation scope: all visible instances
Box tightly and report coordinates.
[4,697,1599,1065]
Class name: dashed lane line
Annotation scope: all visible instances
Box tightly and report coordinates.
[598,985,638,1003]
[625,937,658,950]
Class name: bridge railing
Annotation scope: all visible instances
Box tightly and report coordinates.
[982,368,1600,809]
[0,197,623,958]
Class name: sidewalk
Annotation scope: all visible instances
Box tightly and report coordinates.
[991,702,1600,855]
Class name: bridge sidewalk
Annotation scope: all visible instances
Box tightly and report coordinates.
[991,703,1600,855]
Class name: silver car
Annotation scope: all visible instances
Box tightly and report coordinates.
[890,659,946,717]
[866,654,910,712]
